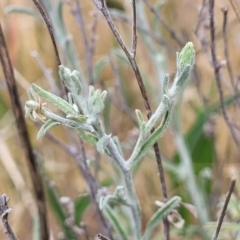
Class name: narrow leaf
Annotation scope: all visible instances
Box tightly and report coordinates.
[32,84,76,115]
[77,129,98,145]
[142,196,181,240]
[104,206,128,240]
[37,119,60,140]
[135,110,171,164]
[74,196,90,225]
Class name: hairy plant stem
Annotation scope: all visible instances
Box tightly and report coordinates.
[124,171,141,240]
[94,120,141,239]
[92,1,169,237]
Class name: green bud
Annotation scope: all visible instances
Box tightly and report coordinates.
[59,65,72,88]
[71,70,82,95]
[88,88,105,115]
[168,42,195,98]
[177,42,195,73]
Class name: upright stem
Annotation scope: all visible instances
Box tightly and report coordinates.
[92,2,169,238]
[95,120,141,239]
[124,171,141,240]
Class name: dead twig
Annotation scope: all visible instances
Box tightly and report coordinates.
[208,0,240,150]
[221,7,235,91]
[211,178,236,240]
[0,22,49,240]
[0,194,18,240]
[32,0,61,66]
[131,0,137,57]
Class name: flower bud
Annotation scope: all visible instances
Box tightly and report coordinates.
[168,42,195,98]
[59,65,72,88]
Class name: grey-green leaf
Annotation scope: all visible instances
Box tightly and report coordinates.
[97,134,111,154]
[37,119,60,140]
[142,196,181,240]
[104,206,128,240]
[135,109,172,165]
[32,84,76,115]
[77,129,98,145]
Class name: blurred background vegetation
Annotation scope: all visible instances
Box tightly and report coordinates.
[1,0,240,239]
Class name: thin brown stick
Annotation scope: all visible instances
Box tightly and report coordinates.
[211,178,236,240]
[229,0,240,22]
[93,1,169,239]
[131,0,137,57]
[0,194,18,240]
[31,0,69,98]
[208,0,240,150]
[0,22,49,240]
[32,0,61,66]
[221,7,235,89]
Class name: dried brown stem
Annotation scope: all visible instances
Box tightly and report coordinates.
[32,0,61,66]
[131,0,137,57]
[221,7,235,89]
[211,178,236,240]
[0,194,18,240]
[0,22,49,240]
[208,0,240,150]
